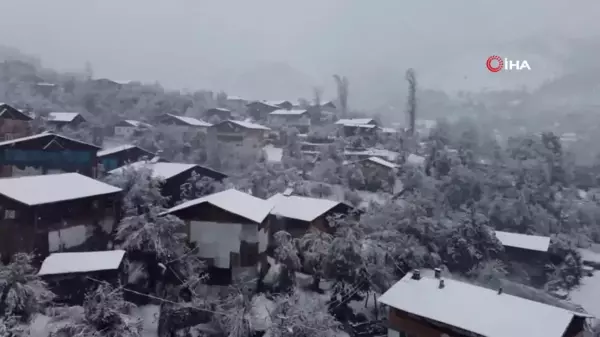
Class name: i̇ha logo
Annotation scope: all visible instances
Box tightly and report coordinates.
[486,55,531,72]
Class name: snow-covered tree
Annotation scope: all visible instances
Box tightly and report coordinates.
[50,284,141,337]
[297,229,332,290]
[0,253,54,321]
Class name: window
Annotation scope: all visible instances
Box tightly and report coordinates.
[4,209,16,219]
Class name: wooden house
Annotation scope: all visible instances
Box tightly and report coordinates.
[46,112,86,129]
[267,109,311,133]
[155,113,211,132]
[162,189,273,285]
[0,103,32,141]
[114,120,153,138]
[495,230,552,285]
[267,192,353,239]
[335,118,379,137]
[108,161,227,206]
[38,250,127,305]
[211,120,271,149]
[0,173,122,263]
[97,144,155,173]
[379,270,588,337]
[0,132,101,178]
[204,108,232,121]
[246,101,280,120]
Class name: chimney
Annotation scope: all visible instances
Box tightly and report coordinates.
[438,279,445,289]
[434,268,441,279]
[498,287,503,295]
[411,269,421,280]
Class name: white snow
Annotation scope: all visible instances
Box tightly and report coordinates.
[165,189,274,223]
[131,304,161,337]
[263,145,283,163]
[365,156,397,169]
[0,173,122,206]
[406,153,426,166]
[335,118,375,126]
[38,250,126,276]
[380,127,397,133]
[258,228,268,253]
[269,109,308,116]
[248,294,275,331]
[124,119,153,128]
[47,112,81,122]
[344,148,400,161]
[109,161,196,180]
[48,225,88,252]
[268,193,344,222]
[0,131,99,148]
[570,271,600,319]
[167,113,211,127]
[97,144,138,157]
[264,100,290,106]
[379,272,577,337]
[228,119,271,130]
[495,230,551,252]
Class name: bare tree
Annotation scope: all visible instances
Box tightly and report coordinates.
[405,68,417,136]
[333,75,349,117]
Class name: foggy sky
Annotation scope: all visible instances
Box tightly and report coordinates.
[0,0,598,107]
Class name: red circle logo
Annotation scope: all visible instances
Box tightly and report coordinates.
[486,55,503,72]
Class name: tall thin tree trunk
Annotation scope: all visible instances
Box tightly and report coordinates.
[405,68,417,137]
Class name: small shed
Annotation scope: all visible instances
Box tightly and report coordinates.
[38,250,127,305]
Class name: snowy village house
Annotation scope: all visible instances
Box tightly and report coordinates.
[267,191,354,242]
[108,161,227,207]
[335,118,380,137]
[33,82,58,97]
[379,270,590,337]
[162,189,272,285]
[154,113,212,133]
[0,132,101,178]
[494,230,552,286]
[97,144,155,173]
[113,119,153,138]
[211,120,271,149]
[0,103,33,176]
[38,250,128,305]
[245,101,280,120]
[46,112,87,129]
[267,109,311,133]
[0,173,122,263]
[204,107,232,121]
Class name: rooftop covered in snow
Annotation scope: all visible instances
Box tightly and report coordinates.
[494,230,551,252]
[120,119,153,128]
[267,193,351,222]
[362,156,398,169]
[226,120,271,131]
[378,272,582,337]
[97,144,153,157]
[47,112,83,123]
[335,118,376,126]
[269,109,308,116]
[108,161,225,181]
[166,113,212,127]
[0,132,100,149]
[38,250,126,276]
[0,173,122,206]
[164,189,273,224]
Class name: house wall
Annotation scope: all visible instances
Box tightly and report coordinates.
[388,308,474,337]
[0,194,120,263]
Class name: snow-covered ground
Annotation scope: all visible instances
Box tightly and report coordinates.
[570,271,600,318]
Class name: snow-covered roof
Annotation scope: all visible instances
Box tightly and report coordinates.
[364,156,397,169]
[227,95,245,101]
[0,132,100,149]
[109,161,197,180]
[167,113,212,127]
[378,272,577,337]
[406,153,426,166]
[0,173,121,206]
[264,100,291,106]
[123,119,152,128]
[495,230,551,252]
[164,189,273,223]
[207,107,231,113]
[344,148,400,161]
[228,120,271,131]
[268,193,346,222]
[263,145,283,163]
[380,127,397,133]
[47,112,81,122]
[335,118,375,126]
[38,250,126,276]
[269,109,308,116]
[97,144,152,157]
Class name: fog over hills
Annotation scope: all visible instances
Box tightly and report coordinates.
[0,0,598,108]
